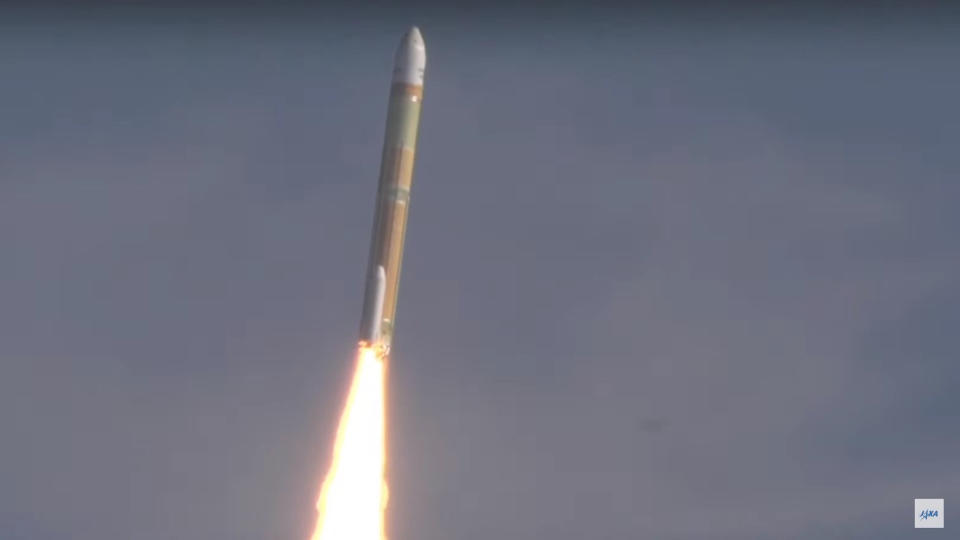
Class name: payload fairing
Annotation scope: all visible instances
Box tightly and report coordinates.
[358,27,426,354]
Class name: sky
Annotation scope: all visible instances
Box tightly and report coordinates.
[1,4,958,539]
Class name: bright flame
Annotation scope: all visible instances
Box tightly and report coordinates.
[310,345,389,540]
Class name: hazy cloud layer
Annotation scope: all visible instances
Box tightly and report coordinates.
[1,12,958,540]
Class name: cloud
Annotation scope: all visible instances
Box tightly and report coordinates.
[1,15,958,540]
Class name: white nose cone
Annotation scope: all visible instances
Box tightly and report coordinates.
[392,26,426,86]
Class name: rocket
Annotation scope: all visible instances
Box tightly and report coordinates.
[358,27,426,354]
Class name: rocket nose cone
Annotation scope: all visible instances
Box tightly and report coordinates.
[405,26,424,49]
[393,26,426,85]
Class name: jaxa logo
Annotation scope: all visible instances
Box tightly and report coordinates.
[915,499,944,528]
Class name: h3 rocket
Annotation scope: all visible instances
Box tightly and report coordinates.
[358,27,426,355]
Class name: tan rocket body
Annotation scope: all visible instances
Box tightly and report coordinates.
[359,27,426,353]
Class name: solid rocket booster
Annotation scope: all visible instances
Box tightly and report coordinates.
[361,265,387,343]
[358,27,426,351]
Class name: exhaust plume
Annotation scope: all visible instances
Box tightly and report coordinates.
[309,346,389,540]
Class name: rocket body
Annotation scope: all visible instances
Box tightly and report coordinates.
[358,28,426,352]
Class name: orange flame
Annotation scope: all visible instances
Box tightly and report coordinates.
[309,346,389,540]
